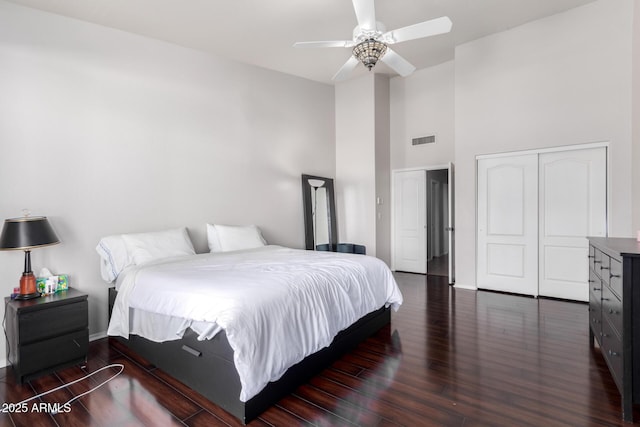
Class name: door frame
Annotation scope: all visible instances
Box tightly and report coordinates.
[391,162,455,283]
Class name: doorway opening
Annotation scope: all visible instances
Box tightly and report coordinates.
[426,169,449,278]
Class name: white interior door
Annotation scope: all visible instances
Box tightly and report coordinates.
[538,147,607,301]
[477,154,539,296]
[393,170,426,273]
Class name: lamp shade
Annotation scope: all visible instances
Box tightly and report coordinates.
[0,216,60,251]
[308,179,325,189]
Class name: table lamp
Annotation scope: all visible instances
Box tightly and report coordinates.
[0,216,60,300]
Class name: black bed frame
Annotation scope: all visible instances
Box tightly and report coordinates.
[108,287,391,424]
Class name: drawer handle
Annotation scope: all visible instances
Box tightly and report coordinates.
[610,274,621,278]
[600,266,610,271]
[593,287,601,291]
[609,349,619,357]
[181,345,202,358]
[588,255,595,259]
[602,298,609,301]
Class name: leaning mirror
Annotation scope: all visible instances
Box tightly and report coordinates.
[301,174,337,251]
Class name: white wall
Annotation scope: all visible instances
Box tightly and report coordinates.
[390,61,455,170]
[335,74,392,263]
[0,0,335,363]
[374,75,391,264]
[454,0,634,288]
[335,75,376,255]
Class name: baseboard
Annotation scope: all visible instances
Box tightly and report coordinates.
[453,283,477,291]
[90,331,107,341]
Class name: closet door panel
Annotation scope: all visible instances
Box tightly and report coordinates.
[477,154,538,296]
[538,147,606,301]
[487,165,526,236]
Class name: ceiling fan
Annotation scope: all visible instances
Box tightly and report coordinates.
[293,0,452,81]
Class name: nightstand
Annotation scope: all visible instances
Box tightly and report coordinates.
[4,288,89,383]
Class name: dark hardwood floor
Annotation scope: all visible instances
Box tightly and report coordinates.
[0,273,636,426]
[427,254,449,277]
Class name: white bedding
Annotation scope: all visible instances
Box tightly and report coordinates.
[108,245,403,402]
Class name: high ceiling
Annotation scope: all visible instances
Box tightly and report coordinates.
[6,0,598,84]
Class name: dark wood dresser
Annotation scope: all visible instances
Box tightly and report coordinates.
[5,288,89,383]
[588,237,640,422]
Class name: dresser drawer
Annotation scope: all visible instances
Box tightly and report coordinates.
[588,269,602,343]
[601,318,623,391]
[19,329,88,377]
[19,300,88,345]
[589,245,596,271]
[599,254,611,286]
[609,257,622,298]
[589,295,602,344]
[593,248,605,278]
[602,285,622,337]
[589,269,602,299]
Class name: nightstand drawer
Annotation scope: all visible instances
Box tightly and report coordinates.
[19,329,88,376]
[19,300,88,345]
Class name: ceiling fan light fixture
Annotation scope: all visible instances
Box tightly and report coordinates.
[352,38,387,71]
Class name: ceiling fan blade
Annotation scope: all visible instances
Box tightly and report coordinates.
[293,40,355,48]
[332,56,359,81]
[380,48,416,77]
[352,0,377,31]
[383,16,452,44]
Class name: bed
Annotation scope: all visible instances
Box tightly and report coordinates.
[99,227,403,424]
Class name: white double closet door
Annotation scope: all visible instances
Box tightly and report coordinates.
[477,146,606,301]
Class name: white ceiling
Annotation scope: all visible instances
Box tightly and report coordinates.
[6,0,598,85]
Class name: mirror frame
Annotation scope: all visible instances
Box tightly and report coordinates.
[301,174,338,251]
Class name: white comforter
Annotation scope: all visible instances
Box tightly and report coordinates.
[108,245,403,401]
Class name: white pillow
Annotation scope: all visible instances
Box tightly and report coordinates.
[122,227,195,265]
[206,223,223,252]
[206,224,267,252]
[96,235,131,283]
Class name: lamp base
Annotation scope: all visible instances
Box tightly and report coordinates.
[17,272,40,300]
[14,292,41,300]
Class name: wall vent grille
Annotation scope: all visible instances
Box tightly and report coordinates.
[412,135,436,146]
